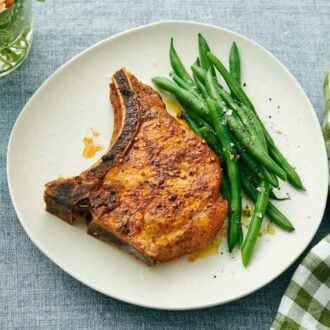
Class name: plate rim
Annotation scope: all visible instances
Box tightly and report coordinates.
[7,20,329,310]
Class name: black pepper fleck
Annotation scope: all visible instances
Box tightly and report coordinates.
[119,223,130,235]
[168,194,177,201]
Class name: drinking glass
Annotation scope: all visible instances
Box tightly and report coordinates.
[0,0,32,77]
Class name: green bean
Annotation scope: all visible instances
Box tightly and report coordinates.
[264,198,295,230]
[208,52,304,190]
[184,105,216,133]
[195,65,271,173]
[193,73,209,99]
[218,89,267,150]
[205,68,265,161]
[198,118,275,192]
[159,77,217,136]
[191,63,207,83]
[171,71,191,89]
[240,166,286,200]
[204,68,224,103]
[171,72,202,99]
[225,114,287,180]
[194,62,258,148]
[194,63,268,151]
[262,168,279,189]
[197,117,278,188]
[206,98,242,251]
[240,173,295,231]
[169,38,194,85]
[152,77,209,121]
[195,64,279,186]
[159,73,223,136]
[234,106,268,152]
[198,33,216,76]
[229,42,241,85]
[242,171,286,201]
[198,126,223,156]
[241,180,270,266]
[233,134,277,187]
[208,52,254,109]
[170,61,208,101]
[170,57,208,99]
[181,111,201,135]
[235,137,279,188]
[175,69,224,154]
[263,130,304,189]
[192,63,225,92]
[269,145,305,190]
[220,170,231,200]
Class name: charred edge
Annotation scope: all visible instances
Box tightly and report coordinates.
[88,222,157,266]
[44,192,75,224]
[90,69,140,178]
[43,178,93,224]
[44,191,92,225]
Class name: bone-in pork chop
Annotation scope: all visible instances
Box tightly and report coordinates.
[44,68,227,265]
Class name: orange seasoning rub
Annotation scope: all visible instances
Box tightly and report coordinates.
[82,136,103,158]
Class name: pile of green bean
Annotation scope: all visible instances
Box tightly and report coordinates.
[152,35,304,266]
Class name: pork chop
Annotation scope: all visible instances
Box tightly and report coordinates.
[44,68,227,265]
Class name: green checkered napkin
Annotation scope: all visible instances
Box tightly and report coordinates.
[272,234,330,329]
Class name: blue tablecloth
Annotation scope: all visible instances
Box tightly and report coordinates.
[1,1,329,328]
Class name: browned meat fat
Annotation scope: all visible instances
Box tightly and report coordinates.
[44,68,227,265]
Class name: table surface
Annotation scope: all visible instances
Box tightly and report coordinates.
[1,1,329,329]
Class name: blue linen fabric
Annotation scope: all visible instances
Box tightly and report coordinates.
[0,1,329,329]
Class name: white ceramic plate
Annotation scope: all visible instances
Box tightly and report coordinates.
[7,21,328,310]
